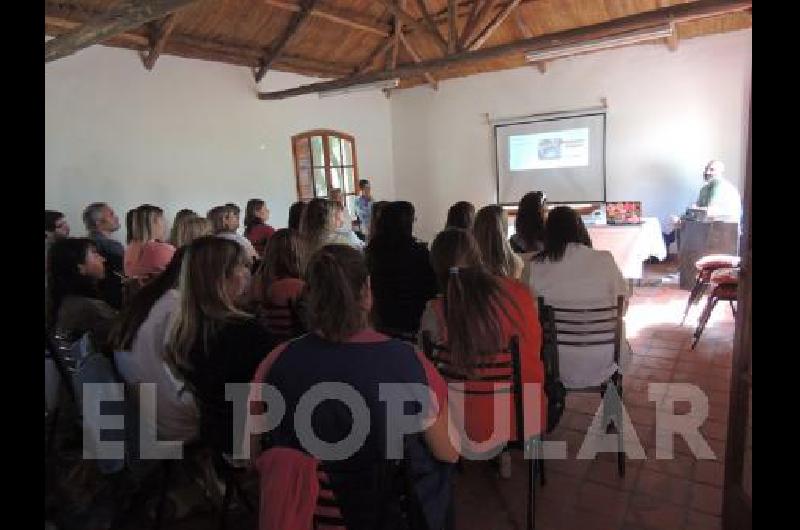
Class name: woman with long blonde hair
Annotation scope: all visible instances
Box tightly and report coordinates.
[165,236,273,454]
[473,205,524,279]
[124,204,175,280]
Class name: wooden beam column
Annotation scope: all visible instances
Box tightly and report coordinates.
[467,0,522,51]
[44,0,199,62]
[140,13,178,70]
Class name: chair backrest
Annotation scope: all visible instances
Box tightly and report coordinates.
[420,331,525,446]
[261,299,306,341]
[537,295,625,380]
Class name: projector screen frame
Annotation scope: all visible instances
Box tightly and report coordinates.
[492,106,608,206]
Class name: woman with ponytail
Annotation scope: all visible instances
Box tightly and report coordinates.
[250,244,458,529]
[419,228,546,473]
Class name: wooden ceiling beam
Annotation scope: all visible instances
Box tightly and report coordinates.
[374,0,449,55]
[354,33,398,74]
[448,0,458,54]
[257,0,752,100]
[255,0,320,82]
[140,13,178,70]
[458,0,500,50]
[45,16,353,78]
[467,0,522,51]
[398,32,438,90]
[413,0,446,47]
[391,1,404,70]
[45,0,199,63]
[262,0,390,37]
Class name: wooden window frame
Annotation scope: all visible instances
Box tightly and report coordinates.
[291,130,359,204]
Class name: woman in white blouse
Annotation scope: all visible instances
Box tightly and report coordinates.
[522,206,631,389]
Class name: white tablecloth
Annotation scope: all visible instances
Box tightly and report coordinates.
[586,218,667,279]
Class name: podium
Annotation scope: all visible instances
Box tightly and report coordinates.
[678,219,739,289]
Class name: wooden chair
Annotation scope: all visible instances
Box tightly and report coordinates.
[421,332,543,530]
[681,254,740,325]
[537,295,627,477]
[691,267,739,349]
[261,299,306,341]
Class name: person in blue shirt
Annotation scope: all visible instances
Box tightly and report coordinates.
[354,179,373,237]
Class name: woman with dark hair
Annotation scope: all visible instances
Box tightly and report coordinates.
[473,205,524,279]
[287,201,306,232]
[48,238,117,352]
[251,245,457,529]
[511,191,547,254]
[419,228,545,474]
[445,201,476,230]
[165,236,274,454]
[111,247,198,442]
[244,199,276,257]
[366,201,438,335]
[523,206,630,389]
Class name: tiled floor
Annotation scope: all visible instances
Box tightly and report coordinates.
[455,263,736,530]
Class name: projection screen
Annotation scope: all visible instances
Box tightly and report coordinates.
[494,111,606,204]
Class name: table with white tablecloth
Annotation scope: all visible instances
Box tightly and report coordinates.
[586,218,667,279]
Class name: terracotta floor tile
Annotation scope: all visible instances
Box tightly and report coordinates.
[690,484,723,516]
[693,460,725,487]
[642,449,696,480]
[576,482,630,524]
[685,510,723,530]
[635,468,692,505]
[626,494,689,530]
[585,457,640,491]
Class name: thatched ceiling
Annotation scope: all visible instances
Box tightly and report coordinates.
[44,0,752,97]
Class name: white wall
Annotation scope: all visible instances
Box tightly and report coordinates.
[391,29,752,243]
[46,46,395,242]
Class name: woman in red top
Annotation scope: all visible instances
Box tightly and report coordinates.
[244,199,276,257]
[419,228,546,461]
[124,204,176,281]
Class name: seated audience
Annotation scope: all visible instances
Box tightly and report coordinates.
[330,200,365,248]
[48,238,117,352]
[165,236,273,455]
[124,204,176,280]
[168,209,198,247]
[473,205,524,279]
[244,199,276,257]
[171,215,212,249]
[419,228,546,451]
[445,201,476,230]
[208,204,258,261]
[251,245,457,529]
[83,202,125,308]
[366,201,437,335]
[110,248,198,442]
[287,200,306,232]
[510,191,547,255]
[522,206,631,389]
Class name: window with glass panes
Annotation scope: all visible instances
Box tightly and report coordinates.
[292,130,359,218]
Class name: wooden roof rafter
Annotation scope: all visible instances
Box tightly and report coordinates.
[466,0,522,51]
[256,0,753,100]
[374,0,450,55]
[44,0,200,63]
[262,0,391,37]
[254,0,320,82]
